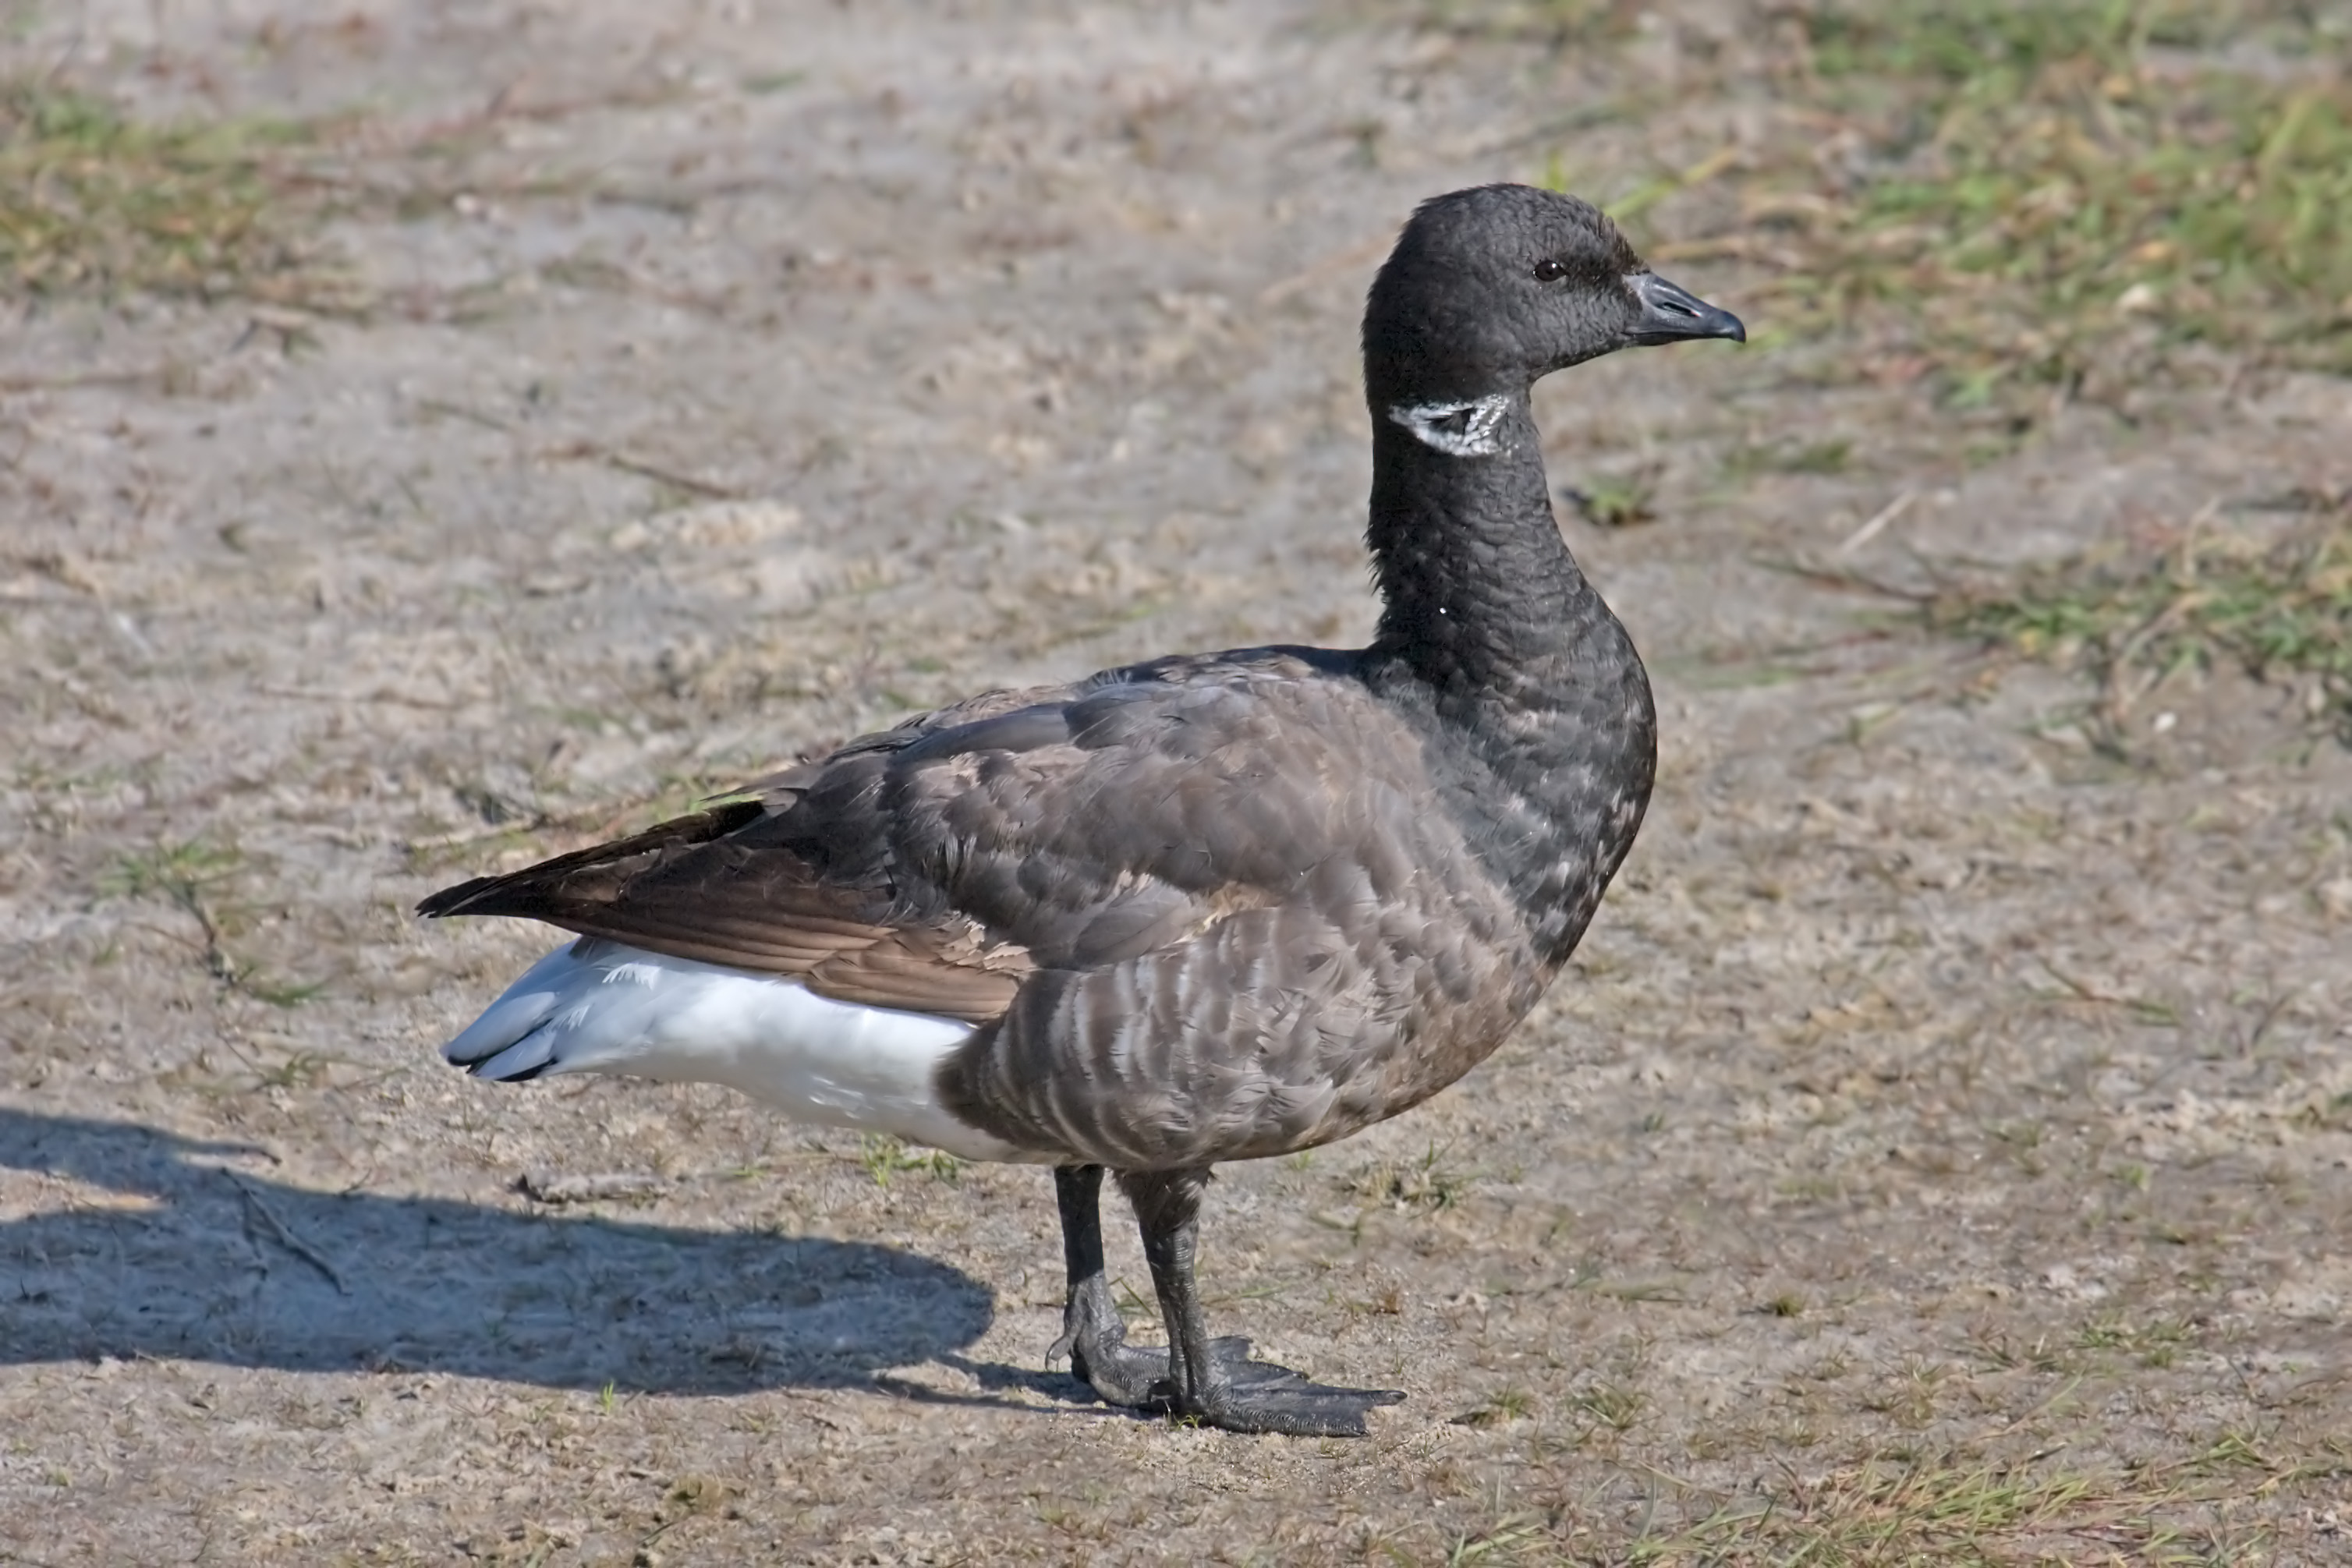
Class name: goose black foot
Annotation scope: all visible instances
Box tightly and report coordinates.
[1049,1163,1161,1405]
[1047,1309,1256,1412]
[1049,1164,1215,1405]
[1159,1362,1407,1438]
[1050,1164,1400,1434]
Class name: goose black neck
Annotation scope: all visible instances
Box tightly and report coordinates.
[1364,393,1615,702]
[1358,386,1656,972]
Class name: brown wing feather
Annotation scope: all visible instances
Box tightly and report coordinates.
[806,929,1028,1018]
[416,799,767,919]
[416,798,1033,1023]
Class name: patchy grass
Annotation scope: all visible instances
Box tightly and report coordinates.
[1349,1141,1474,1212]
[1559,469,1660,529]
[101,837,322,1006]
[1400,0,1640,46]
[1723,435,1854,478]
[1755,0,2352,395]
[100,836,247,908]
[1624,1455,2188,1566]
[1450,1386,1537,1428]
[1565,1379,1645,1433]
[1928,509,2352,741]
[1513,1,2352,409]
[1605,1434,2352,1563]
[0,78,333,301]
[2074,1310,2197,1368]
[855,1133,965,1188]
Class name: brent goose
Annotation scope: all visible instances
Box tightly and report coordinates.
[420,184,1744,1436]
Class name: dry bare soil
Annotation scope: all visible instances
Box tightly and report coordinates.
[4,2,2350,1563]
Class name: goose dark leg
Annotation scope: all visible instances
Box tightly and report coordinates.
[1046,1163,1168,1405]
[1118,1166,1405,1438]
[1049,1163,1263,1410]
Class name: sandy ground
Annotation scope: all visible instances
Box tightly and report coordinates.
[4,2,2350,1562]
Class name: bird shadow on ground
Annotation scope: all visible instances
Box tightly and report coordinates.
[0,1106,1011,1398]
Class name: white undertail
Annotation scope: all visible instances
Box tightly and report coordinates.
[441,938,1036,1163]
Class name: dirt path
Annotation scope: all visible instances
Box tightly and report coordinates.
[4,2,2348,1562]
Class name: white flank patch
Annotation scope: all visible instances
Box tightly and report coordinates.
[1387,394,1512,458]
[441,939,1037,1163]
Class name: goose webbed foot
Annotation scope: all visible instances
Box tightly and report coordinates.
[1161,1361,1407,1438]
[1126,1164,1404,1437]
[1043,1288,1172,1408]
[1048,1313,1264,1411]
[1048,1163,1404,1438]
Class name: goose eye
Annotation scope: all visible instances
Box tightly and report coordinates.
[1532,257,1569,282]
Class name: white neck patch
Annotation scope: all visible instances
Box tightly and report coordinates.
[1386,395,1513,458]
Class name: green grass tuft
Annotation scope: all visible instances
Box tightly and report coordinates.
[1401,0,1640,47]
[101,836,322,1007]
[855,1134,965,1188]
[1762,1,2352,391]
[0,78,331,301]
[1929,510,2352,741]
[1627,1453,2183,1566]
[1567,1379,1645,1432]
[1351,1141,1473,1212]
[1560,470,1660,528]
[101,837,246,904]
[1725,437,1854,478]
